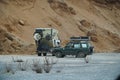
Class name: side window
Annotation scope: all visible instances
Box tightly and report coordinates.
[81,43,87,48]
[74,44,80,48]
[66,43,73,48]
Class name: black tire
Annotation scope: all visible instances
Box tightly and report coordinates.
[55,52,64,58]
[43,53,47,56]
[38,53,41,56]
[62,55,65,58]
[52,53,55,56]
[89,47,94,54]
[76,52,86,58]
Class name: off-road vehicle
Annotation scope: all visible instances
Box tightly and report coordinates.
[51,36,94,58]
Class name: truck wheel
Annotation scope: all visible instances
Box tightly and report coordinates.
[52,54,55,56]
[43,53,47,56]
[76,52,86,58]
[56,52,63,58]
[38,53,41,56]
[60,54,65,58]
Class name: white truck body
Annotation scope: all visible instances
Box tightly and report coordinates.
[34,28,60,56]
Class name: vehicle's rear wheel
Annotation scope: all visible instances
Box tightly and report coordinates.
[55,52,64,58]
[52,53,55,56]
[76,52,86,58]
[38,53,41,56]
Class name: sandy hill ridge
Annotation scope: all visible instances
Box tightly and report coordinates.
[0,0,120,54]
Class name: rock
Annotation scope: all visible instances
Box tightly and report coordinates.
[69,7,76,15]
[80,20,91,27]
[91,36,98,42]
[18,20,25,26]
[87,30,97,36]
[87,30,98,42]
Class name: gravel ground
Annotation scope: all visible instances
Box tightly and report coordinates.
[0,53,120,80]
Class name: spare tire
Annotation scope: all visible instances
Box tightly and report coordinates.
[34,33,41,41]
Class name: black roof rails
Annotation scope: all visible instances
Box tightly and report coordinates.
[70,36,90,41]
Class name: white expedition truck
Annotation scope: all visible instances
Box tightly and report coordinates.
[33,28,60,56]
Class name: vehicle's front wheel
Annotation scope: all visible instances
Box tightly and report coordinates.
[76,52,86,58]
[52,53,55,56]
[55,52,64,58]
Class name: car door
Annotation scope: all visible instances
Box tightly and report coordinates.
[72,43,81,55]
[64,43,74,55]
[80,43,88,53]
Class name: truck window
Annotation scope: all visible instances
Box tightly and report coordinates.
[74,44,80,48]
[81,43,87,48]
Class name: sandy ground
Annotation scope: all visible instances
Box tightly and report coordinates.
[0,53,120,80]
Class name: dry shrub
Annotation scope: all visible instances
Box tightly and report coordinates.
[43,57,54,73]
[17,60,28,71]
[32,59,43,73]
[84,56,89,63]
[12,57,27,71]
[5,63,15,74]
[51,57,58,65]
[31,57,58,73]
[12,56,24,62]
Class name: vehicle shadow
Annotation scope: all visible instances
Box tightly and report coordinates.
[115,75,120,80]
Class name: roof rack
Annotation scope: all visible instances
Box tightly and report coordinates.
[70,36,90,41]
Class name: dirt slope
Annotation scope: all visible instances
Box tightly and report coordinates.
[0,0,120,54]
